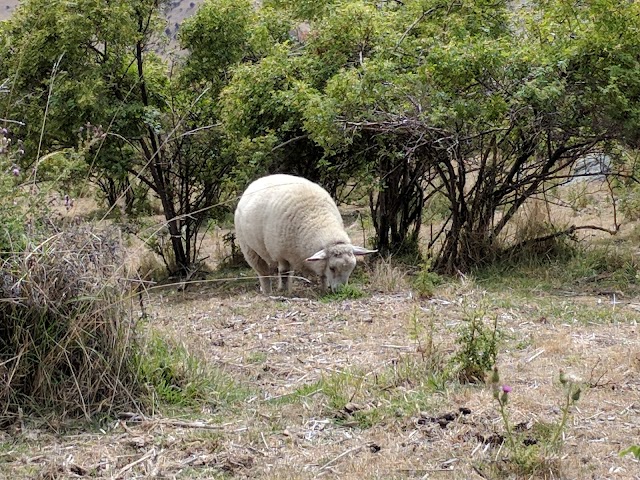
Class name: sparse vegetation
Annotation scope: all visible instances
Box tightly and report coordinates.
[450,300,501,383]
[1,0,640,478]
[483,367,585,478]
[136,332,250,409]
[412,260,443,298]
[367,257,410,293]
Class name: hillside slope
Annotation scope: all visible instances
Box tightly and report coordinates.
[0,0,205,26]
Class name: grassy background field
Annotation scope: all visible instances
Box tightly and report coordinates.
[1,180,639,479]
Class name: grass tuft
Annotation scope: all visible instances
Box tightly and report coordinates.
[367,257,410,293]
[136,332,252,410]
[0,224,146,425]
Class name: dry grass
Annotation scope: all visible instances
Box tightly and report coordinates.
[366,257,411,293]
[0,223,146,425]
[2,275,639,479]
[1,182,640,479]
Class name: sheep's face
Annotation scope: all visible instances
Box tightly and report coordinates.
[306,243,376,291]
[323,251,357,291]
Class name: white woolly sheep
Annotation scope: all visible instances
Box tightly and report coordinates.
[234,174,376,294]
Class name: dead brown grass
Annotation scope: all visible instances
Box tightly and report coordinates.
[0,223,147,426]
[2,182,640,479]
[2,276,639,479]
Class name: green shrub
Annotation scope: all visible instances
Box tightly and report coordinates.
[450,300,501,383]
[619,184,640,221]
[412,261,443,298]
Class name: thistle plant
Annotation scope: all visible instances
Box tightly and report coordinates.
[550,370,582,451]
[491,367,583,457]
[490,367,517,452]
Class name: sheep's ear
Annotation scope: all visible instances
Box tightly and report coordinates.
[352,246,377,256]
[306,249,327,262]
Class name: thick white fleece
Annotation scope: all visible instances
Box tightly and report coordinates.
[235,174,349,271]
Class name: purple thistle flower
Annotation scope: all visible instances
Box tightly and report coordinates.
[502,385,512,393]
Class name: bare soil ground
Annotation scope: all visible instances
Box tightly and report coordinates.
[0,0,16,21]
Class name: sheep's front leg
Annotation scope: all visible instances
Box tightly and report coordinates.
[278,261,293,294]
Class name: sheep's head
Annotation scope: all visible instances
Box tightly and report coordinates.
[306,243,377,291]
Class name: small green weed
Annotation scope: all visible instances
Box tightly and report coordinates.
[450,300,501,383]
[412,260,443,298]
[321,283,366,302]
[620,445,640,459]
[245,351,268,364]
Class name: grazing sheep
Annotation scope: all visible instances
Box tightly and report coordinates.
[234,174,376,294]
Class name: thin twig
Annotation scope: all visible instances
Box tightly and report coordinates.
[116,447,157,477]
[317,445,364,473]
[156,419,226,430]
[0,118,25,126]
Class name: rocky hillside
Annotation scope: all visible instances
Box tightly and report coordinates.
[0,0,205,28]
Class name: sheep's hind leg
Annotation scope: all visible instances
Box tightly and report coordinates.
[244,249,273,295]
[278,261,293,294]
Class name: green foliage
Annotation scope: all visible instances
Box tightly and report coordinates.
[0,0,167,160]
[5,0,640,275]
[451,301,501,383]
[180,0,260,90]
[136,333,241,408]
[321,283,366,302]
[619,184,640,221]
[0,143,28,254]
[0,0,261,276]
[564,183,592,213]
[412,261,443,298]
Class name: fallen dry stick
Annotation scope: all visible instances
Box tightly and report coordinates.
[316,445,364,474]
[116,447,157,478]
